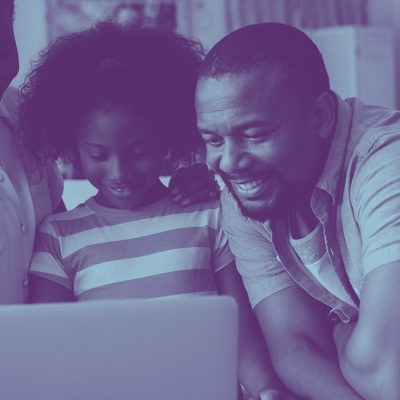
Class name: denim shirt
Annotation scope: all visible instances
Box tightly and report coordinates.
[221,95,400,323]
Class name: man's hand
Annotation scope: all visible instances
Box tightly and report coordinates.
[168,163,220,206]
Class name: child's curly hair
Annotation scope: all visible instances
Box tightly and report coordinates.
[19,22,205,166]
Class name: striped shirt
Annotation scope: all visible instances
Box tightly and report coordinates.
[29,195,234,300]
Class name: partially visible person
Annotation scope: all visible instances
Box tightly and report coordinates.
[0,0,18,98]
[196,23,400,400]
[25,22,289,399]
[0,0,64,304]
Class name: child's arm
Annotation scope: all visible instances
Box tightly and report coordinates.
[29,216,75,303]
[29,275,74,303]
[215,262,296,400]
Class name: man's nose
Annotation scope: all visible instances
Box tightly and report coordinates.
[218,141,250,175]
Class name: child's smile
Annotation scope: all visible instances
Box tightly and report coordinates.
[77,108,168,210]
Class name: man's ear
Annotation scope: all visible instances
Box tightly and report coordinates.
[310,91,337,140]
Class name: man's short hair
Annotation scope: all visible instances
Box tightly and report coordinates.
[199,23,330,106]
[1,0,15,20]
[7,0,15,20]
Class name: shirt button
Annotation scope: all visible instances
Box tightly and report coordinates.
[21,224,27,233]
[23,278,29,287]
[0,174,4,183]
[328,310,341,324]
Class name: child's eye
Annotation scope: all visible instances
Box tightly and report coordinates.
[89,153,107,162]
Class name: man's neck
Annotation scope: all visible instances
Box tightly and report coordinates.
[288,201,318,239]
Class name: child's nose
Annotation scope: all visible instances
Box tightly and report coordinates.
[108,156,129,182]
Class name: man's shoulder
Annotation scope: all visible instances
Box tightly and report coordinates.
[346,98,400,156]
[220,187,244,220]
[220,188,267,236]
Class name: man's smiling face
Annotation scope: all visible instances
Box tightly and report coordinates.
[196,68,322,221]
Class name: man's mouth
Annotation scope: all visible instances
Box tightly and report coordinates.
[230,178,268,199]
[235,179,263,191]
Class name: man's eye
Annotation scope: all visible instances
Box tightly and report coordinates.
[205,137,223,147]
[243,131,273,142]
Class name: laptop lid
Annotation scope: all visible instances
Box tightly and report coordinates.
[0,296,238,400]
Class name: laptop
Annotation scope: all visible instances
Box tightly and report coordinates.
[0,296,238,400]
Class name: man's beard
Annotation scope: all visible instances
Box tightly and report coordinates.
[221,173,293,222]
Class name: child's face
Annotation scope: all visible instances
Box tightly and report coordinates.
[77,108,167,209]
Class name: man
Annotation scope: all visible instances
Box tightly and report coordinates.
[196,23,400,400]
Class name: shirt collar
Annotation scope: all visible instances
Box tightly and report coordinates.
[0,98,10,120]
[313,93,354,206]
[0,86,20,131]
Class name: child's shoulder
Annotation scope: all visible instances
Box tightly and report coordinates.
[38,201,94,234]
[166,198,221,214]
[158,198,222,228]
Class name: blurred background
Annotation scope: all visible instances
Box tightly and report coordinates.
[10,0,400,208]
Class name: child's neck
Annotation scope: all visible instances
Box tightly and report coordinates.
[136,180,168,209]
[95,179,168,211]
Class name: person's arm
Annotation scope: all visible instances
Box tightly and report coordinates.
[212,198,294,399]
[29,216,75,303]
[54,200,67,213]
[215,262,295,399]
[168,163,220,205]
[334,131,400,399]
[255,286,362,400]
[220,190,360,400]
[29,275,74,303]
[333,263,400,400]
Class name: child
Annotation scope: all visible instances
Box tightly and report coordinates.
[23,22,286,398]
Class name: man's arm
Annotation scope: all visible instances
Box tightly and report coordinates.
[220,189,360,399]
[340,131,400,399]
[215,261,295,399]
[333,263,400,400]
[255,286,362,400]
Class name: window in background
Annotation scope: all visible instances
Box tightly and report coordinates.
[46,0,176,42]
